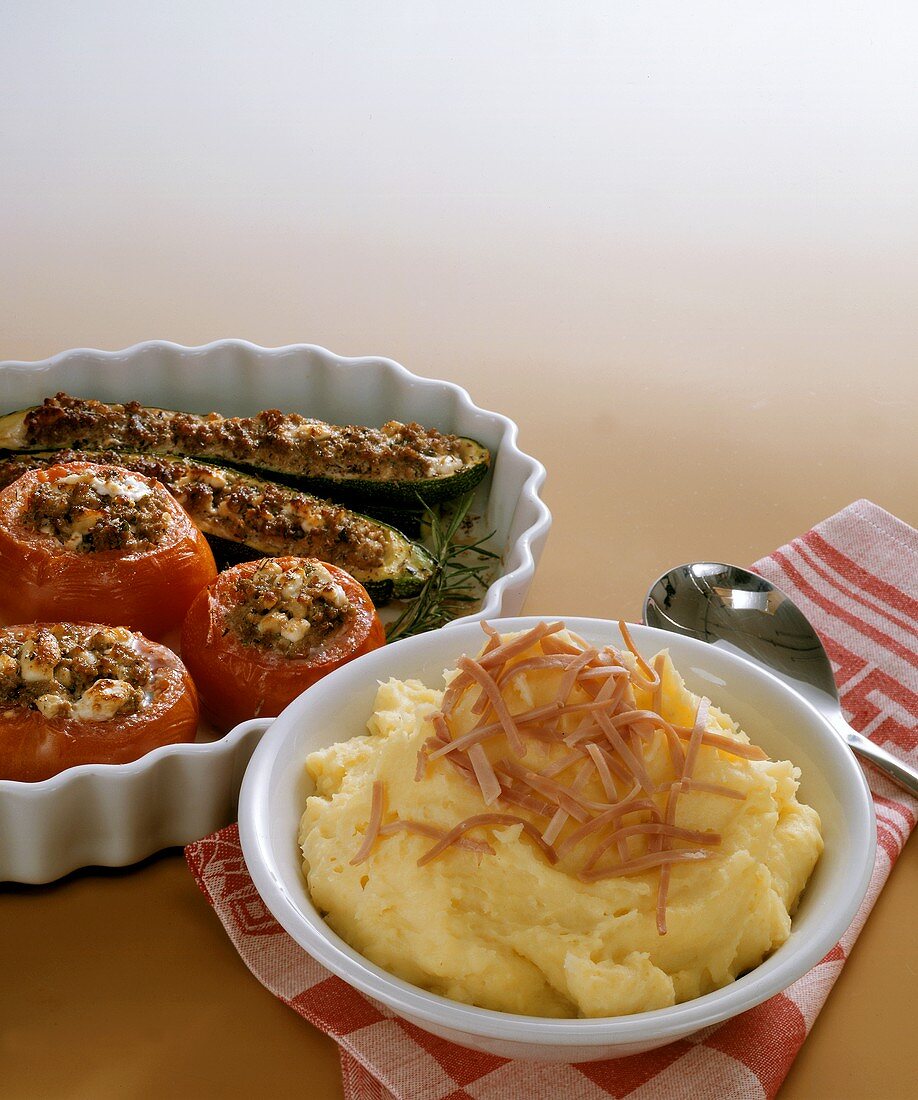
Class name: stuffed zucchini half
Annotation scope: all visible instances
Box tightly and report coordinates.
[0,450,435,604]
[0,393,491,507]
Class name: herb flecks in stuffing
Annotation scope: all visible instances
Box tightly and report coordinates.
[3,451,395,572]
[0,625,150,720]
[24,393,465,482]
[225,559,352,657]
[25,468,171,553]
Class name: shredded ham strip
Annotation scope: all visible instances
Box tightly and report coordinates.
[379,819,494,855]
[571,664,629,681]
[584,820,721,874]
[500,760,593,822]
[672,724,768,760]
[541,749,585,779]
[541,808,569,846]
[557,792,656,855]
[540,758,595,845]
[540,633,585,656]
[496,653,593,687]
[651,654,665,715]
[477,621,565,670]
[440,671,473,715]
[655,781,680,933]
[416,814,559,866]
[556,647,600,701]
[456,656,527,757]
[427,697,623,761]
[414,739,431,782]
[682,697,711,784]
[593,708,654,794]
[580,848,715,883]
[608,708,679,731]
[496,782,555,818]
[585,742,619,801]
[602,707,686,774]
[679,779,747,800]
[467,743,502,805]
[349,781,384,866]
[650,697,709,932]
[470,687,491,717]
[431,712,451,742]
[360,620,770,937]
[618,620,661,692]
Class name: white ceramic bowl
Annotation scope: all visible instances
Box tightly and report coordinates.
[239,616,876,1062]
[0,341,551,882]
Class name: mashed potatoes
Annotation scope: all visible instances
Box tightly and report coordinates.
[299,624,823,1018]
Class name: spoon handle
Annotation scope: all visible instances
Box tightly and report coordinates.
[840,723,918,797]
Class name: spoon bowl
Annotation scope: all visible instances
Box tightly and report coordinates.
[644,562,918,797]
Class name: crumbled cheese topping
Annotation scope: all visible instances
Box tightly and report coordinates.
[26,466,172,552]
[283,420,335,443]
[421,453,463,476]
[0,625,149,721]
[71,678,140,722]
[174,469,229,491]
[57,471,152,503]
[226,558,352,657]
[25,394,479,482]
[6,452,397,573]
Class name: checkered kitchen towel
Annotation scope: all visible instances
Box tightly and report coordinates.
[185,499,917,1100]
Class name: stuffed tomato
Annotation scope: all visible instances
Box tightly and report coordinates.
[0,461,217,638]
[0,622,199,781]
[181,557,385,730]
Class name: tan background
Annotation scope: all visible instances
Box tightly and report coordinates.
[1,3,916,1097]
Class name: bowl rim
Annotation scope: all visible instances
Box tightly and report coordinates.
[0,340,552,795]
[239,615,877,1046]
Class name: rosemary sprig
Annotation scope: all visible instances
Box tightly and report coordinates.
[385,492,499,642]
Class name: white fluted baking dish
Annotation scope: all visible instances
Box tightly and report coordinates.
[0,340,551,882]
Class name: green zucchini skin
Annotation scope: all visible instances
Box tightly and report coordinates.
[0,395,490,507]
[285,452,489,507]
[355,504,424,539]
[0,449,435,605]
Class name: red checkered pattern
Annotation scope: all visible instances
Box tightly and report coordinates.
[185,499,917,1100]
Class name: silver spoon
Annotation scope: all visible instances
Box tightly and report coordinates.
[643,561,918,796]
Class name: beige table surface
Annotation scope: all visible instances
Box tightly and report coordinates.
[2,5,917,1098]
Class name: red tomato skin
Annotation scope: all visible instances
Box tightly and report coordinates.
[181,558,386,731]
[0,462,217,639]
[0,624,199,782]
